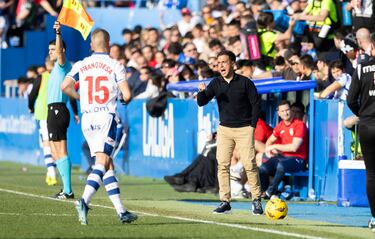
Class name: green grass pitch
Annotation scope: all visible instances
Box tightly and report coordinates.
[0,162,372,239]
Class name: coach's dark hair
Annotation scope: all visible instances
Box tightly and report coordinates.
[49,39,66,50]
[217,50,236,63]
[277,100,291,109]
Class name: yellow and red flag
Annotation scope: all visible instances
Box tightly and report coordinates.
[58,0,94,40]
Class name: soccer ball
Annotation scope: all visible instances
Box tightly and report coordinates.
[265,197,288,220]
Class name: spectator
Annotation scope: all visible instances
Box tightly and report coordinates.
[235,59,255,79]
[178,64,196,82]
[180,42,198,65]
[317,60,352,100]
[177,8,200,37]
[167,42,183,61]
[142,45,157,68]
[339,38,359,69]
[154,50,166,69]
[135,70,162,99]
[208,55,218,72]
[201,5,214,25]
[260,100,308,198]
[293,0,338,51]
[110,44,123,62]
[227,36,243,59]
[0,0,14,48]
[208,39,224,56]
[121,28,132,45]
[257,12,295,70]
[299,55,315,81]
[314,53,331,92]
[346,0,375,32]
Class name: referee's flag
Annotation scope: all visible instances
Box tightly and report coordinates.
[57,0,94,40]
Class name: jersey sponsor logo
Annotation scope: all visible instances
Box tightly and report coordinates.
[289,128,294,136]
[80,62,113,75]
[0,115,36,135]
[369,89,375,96]
[82,106,110,114]
[143,103,174,158]
[362,65,375,73]
[89,124,102,131]
[54,110,59,115]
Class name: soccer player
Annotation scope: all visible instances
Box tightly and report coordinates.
[47,21,79,199]
[61,28,137,225]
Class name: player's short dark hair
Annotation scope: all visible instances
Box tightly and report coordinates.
[217,50,236,63]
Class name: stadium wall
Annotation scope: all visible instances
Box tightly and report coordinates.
[0,97,364,202]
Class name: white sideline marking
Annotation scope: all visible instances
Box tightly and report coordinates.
[0,212,106,217]
[0,188,327,239]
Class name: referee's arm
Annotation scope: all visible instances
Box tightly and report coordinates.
[61,76,80,100]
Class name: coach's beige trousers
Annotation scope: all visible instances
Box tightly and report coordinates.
[216,125,261,202]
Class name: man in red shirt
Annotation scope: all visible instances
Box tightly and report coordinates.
[260,100,308,198]
[254,117,273,166]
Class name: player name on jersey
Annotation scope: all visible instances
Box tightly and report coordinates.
[79,62,113,75]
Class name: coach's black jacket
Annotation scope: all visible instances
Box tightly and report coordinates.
[197,73,260,128]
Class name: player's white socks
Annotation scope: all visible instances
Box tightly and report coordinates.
[103,170,125,215]
[82,164,105,205]
[43,146,56,178]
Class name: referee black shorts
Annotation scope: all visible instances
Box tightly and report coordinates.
[47,103,70,141]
